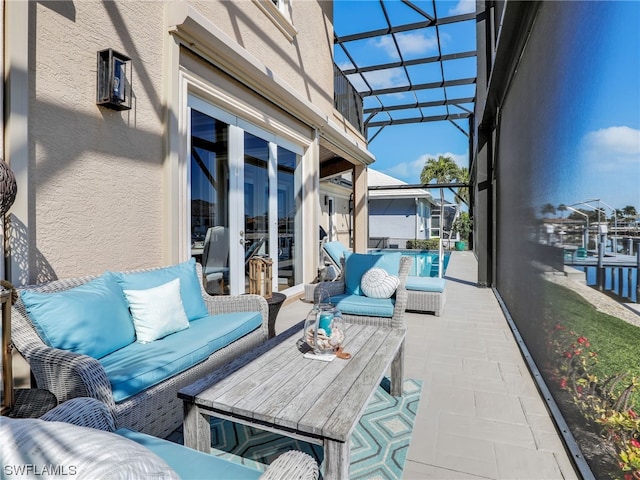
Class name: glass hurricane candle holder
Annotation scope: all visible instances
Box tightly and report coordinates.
[303,301,345,355]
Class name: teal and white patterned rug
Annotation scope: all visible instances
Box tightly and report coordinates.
[168,377,422,479]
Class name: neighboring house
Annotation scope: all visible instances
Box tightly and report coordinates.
[318,168,447,250]
[368,169,437,248]
[1,1,373,295]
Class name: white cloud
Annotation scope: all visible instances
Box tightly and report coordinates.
[583,126,640,155]
[371,31,439,60]
[581,126,640,171]
[396,32,439,55]
[345,73,368,92]
[448,0,475,16]
[363,68,407,90]
[383,151,468,182]
[370,36,397,59]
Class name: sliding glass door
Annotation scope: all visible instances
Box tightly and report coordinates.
[243,133,270,290]
[188,96,302,295]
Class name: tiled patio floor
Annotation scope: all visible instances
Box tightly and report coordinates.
[276,251,579,479]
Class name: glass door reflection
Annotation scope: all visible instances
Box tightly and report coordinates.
[243,133,269,291]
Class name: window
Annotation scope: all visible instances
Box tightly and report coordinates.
[253,0,297,41]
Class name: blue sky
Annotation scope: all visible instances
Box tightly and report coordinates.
[334,1,639,211]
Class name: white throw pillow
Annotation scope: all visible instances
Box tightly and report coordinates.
[123,278,190,343]
[360,267,399,299]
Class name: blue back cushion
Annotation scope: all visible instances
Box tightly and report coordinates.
[112,258,208,321]
[21,274,135,359]
[323,241,349,266]
[344,252,402,295]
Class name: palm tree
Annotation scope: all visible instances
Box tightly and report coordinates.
[420,155,459,278]
[541,203,556,218]
[622,205,638,228]
[454,167,470,208]
[557,204,567,217]
[450,166,470,246]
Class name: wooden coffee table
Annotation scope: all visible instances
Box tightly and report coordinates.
[179,321,406,479]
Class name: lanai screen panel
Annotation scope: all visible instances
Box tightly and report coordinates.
[493,3,640,478]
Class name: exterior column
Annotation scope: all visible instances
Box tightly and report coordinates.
[352,164,368,253]
[5,0,30,284]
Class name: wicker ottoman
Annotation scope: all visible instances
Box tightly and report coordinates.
[406,277,446,316]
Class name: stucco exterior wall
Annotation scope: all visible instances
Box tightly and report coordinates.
[10,0,340,282]
[28,1,166,279]
[188,1,335,115]
[369,198,429,245]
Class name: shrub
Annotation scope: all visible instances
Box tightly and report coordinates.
[452,212,472,241]
[406,239,440,250]
[549,325,639,479]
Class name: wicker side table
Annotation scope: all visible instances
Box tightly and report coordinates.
[5,388,58,419]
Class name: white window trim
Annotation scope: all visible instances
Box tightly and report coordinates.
[186,91,304,293]
[252,0,297,42]
[182,69,309,151]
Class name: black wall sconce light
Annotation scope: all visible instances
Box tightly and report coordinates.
[96,48,132,111]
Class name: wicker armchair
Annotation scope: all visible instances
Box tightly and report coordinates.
[10,263,269,439]
[314,255,412,329]
[7,397,317,480]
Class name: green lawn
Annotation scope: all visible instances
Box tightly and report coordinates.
[544,282,640,409]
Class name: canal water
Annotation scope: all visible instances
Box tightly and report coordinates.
[578,266,638,303]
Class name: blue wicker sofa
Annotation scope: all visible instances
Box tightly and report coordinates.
[11,259,269,438]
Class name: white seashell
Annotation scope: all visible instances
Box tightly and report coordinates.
[306,327,334,351]
[360,268,399,298]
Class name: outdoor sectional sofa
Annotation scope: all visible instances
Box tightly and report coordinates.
[318,241,446,317]
[11,258,269,439]
[314,252,412,329]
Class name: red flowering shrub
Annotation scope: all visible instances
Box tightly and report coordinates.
[549,325,639,478]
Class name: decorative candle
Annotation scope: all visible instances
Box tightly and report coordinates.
[318,312,333,336]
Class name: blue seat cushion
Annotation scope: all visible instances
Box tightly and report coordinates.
[100,312,262,402]
[116,428,262,480]
[343,251,402,296]
[20,274,136,359]
[406,276,446,293]
[111,258,209,321]
[331,294,395,318]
